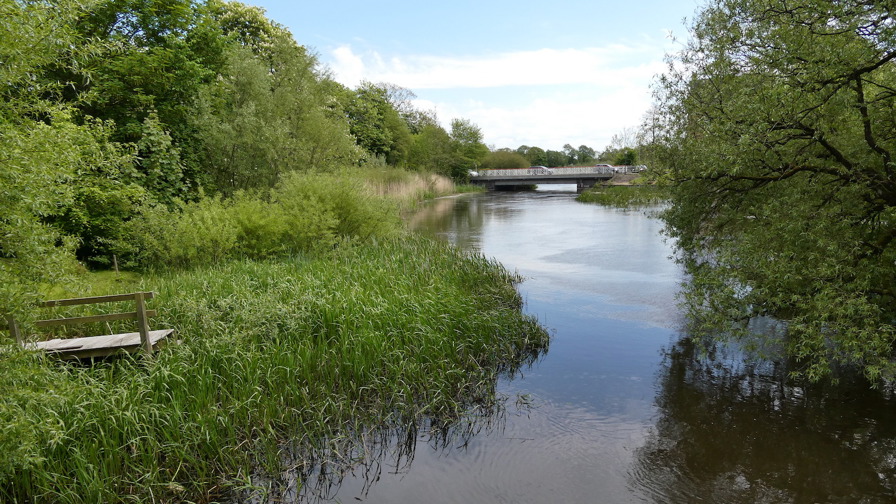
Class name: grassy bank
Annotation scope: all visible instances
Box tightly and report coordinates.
[576,184,669,208]
[1,236,548,503]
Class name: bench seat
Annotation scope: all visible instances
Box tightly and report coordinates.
[30,329,175,360]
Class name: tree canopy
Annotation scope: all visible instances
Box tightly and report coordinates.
[654,0,896,381]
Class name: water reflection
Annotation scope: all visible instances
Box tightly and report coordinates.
[633,336,896,503]
[244,189,896,503]
[239,337,548,504]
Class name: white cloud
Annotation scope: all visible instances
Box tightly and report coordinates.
[442,89,656,150]
[326,44,668,149]
[329,45,663,90]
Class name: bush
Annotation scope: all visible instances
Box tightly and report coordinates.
[126,171,403,268]
[128,196,239,268]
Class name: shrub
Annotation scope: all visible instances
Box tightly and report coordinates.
[126,171,404,268]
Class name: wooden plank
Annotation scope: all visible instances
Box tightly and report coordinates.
[32,329,174,360]
[35,310,157,327]
[39,292,154,308]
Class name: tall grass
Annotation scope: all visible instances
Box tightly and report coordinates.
[0,236,549,503]
[576,184,670,208]
[357,167,456,208]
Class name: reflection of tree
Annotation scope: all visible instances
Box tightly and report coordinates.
[407,196,487,251]
[237,334,547,503]
[632,337,896,504]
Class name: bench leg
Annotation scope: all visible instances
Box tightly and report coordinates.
[7,317,24,347]
[135,293,153,357]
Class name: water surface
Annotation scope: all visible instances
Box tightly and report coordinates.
[312,187,896,503]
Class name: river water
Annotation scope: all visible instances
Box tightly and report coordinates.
[308,186,896,503]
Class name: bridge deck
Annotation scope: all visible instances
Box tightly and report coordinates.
[469,166,643,191]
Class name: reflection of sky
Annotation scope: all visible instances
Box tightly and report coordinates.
[335,397,653,504]
[331,190,688,503]
[358,190,896,504]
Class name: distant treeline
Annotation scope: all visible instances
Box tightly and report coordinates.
[481,144,638,170]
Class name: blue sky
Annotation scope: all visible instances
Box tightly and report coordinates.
[243,0,702,152]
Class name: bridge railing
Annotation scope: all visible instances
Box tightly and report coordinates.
[474,165,646,177]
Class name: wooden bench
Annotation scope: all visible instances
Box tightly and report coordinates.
[6,292,174,360]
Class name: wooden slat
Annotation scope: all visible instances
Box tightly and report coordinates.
[39,292,154,308]
[32,329,174,360]
[35,310,157,327]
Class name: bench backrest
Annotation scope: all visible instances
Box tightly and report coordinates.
[7,292,157,355]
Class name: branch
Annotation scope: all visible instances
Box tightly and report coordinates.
[853,76,893,170]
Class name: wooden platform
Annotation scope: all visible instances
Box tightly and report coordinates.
[7,292,173,360]
[29,329,175,360]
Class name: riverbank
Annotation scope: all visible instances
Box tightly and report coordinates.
[1,236,548,503]
[576,183,669,207]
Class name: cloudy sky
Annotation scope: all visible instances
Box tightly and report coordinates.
[244,0,702,152]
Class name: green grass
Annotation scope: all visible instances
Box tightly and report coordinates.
[576,184,669,208]
[1,236,549,503]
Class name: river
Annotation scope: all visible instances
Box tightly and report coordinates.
[306,186,896,503]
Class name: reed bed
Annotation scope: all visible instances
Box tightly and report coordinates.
[576,184,670,208]
[0,236,549,503]
[359,168,456,208]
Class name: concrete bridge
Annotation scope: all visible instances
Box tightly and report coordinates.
[469,165,645,192]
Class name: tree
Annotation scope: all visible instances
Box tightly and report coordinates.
[408,123,454,173]
[544,150,567,167]
[524,146,547,166]
[481,150,529,170]
[0,0,134,317]
[577,145,596,164]
[65,0,210,201]
[448,118,489,179]
[562,143,578,165]
[655,0,896,381]
[343,81,411,165]
[193,3,360,193]
[613,147,637,166]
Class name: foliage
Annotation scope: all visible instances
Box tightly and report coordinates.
[516,145,547,166]
[576,185,668,208]
[0,237,549,503]
[408,123,455,173]
[654,0,896,382]
[481,149,530,170]
[613,147,637,166]
[193,4,361,194]
[448,118,489,179]
[0,0,137,321]
[343,81,412,165]
[67,0,210,200]
[126,171,401,268]
[544,149,568,167]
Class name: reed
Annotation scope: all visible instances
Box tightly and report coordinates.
[576,184,670,208]
[357,167,456,207]
[1,236,548,503]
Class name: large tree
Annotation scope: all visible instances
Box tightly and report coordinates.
[1,0,133,316]
[656,0,896,381]
[193,2,360,193]
[343,81,412,165]
[448,118,489,179]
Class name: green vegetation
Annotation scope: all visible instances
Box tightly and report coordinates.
[650,0,896,382]
[1,237,548,502]
[1,2,548,501]
[576,185,668,208]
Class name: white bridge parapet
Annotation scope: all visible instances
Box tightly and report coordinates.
[475,165,645,177]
